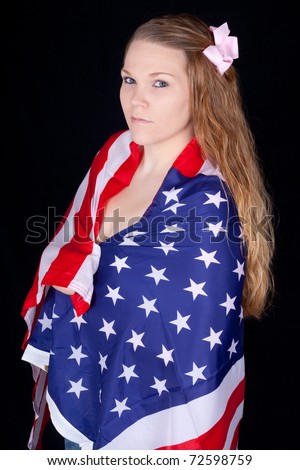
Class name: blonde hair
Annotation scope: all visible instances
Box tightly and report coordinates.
[125,13,275,318]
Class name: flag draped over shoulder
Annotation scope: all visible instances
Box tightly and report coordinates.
[21,130,141,334]
[21,129,246,450]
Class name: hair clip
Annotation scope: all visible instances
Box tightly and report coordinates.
[203,22,239,75]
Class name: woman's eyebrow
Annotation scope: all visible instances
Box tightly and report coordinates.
[149,72,174,77]
[121,68,174,77]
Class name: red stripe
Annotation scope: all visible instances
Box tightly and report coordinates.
[33,400,50,450]
[29,371,49,449]
[172,138,204,177]
[157,378,245,450]
[41,237,94,287]
[71,293,90,316]
[21,294,45,349]
[21,268,41,317]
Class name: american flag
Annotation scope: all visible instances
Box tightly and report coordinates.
[21,130,246,450]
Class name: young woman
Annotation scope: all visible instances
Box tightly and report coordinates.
[21,13,275,450]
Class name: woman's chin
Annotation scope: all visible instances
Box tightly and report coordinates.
[128,130,155,147]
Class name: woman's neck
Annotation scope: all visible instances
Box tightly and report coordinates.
[140,132,194,174]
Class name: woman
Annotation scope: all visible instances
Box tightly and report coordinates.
[21,13,275,450]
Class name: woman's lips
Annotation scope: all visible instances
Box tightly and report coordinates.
[131,116,152,124]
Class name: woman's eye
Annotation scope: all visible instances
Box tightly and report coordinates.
[154,80,168,88]
[122,76,135,84]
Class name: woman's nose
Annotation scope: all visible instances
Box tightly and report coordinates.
[130,87,148,107]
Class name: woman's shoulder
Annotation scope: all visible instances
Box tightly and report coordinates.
[190,169,229,198]
[178,171,237,219]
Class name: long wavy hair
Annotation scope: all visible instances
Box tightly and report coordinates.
[124,13,275,318]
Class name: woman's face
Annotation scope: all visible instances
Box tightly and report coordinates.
[120,40,193,150]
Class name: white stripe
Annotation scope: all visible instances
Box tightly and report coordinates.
[21,343,50,371]
[224,400,244,449]
[46,390,94,447]
[199,159,225,180]
[28,380,48,449]
[99,358,244,449]
[23,306,37,338]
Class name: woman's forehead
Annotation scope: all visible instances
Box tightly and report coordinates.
[124,40,187,74]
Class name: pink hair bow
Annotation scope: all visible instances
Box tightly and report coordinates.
[203,22,239,75]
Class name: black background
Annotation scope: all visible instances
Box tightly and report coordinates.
[3,0,297,450]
